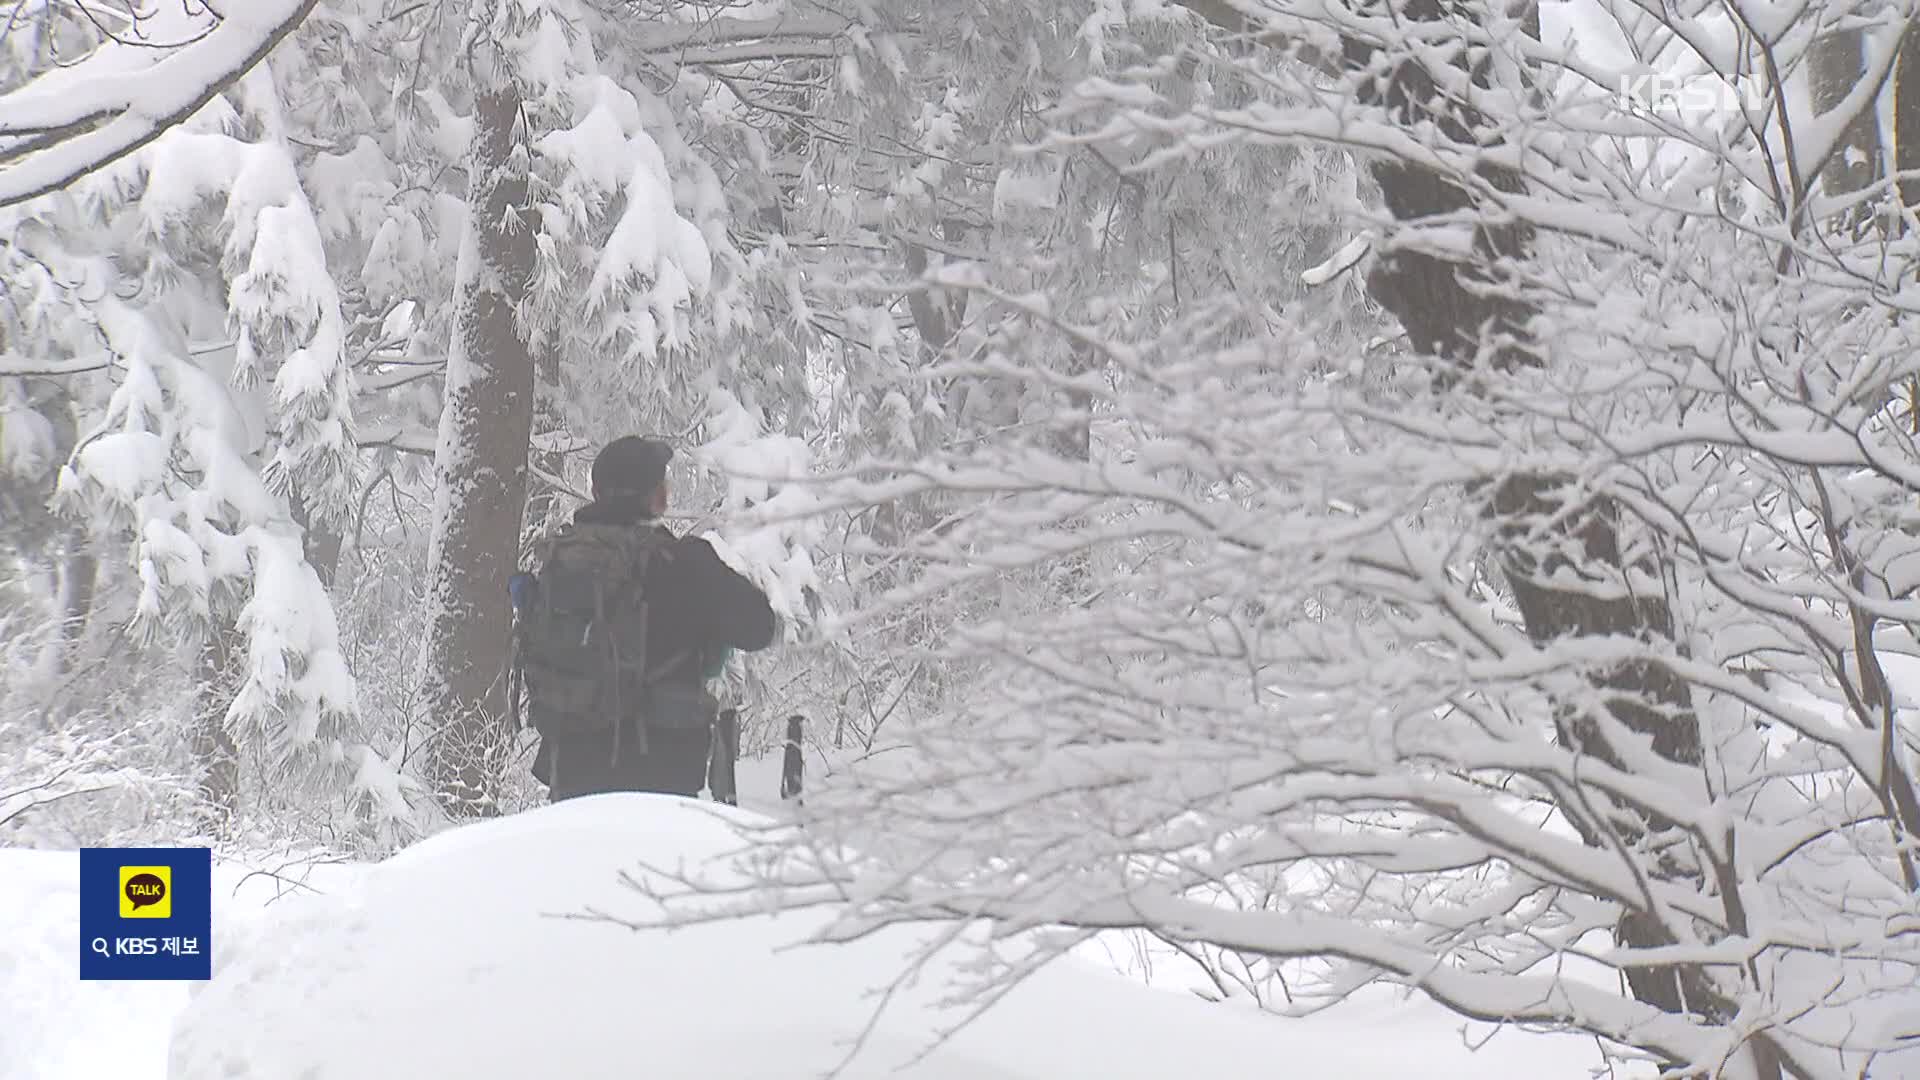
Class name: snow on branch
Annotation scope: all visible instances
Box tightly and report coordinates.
[681,42,1920,1056]
[354,420,436,457]
[47,292,415,838]
[528,73,724,363]
[0,0,317,207]
[1301,233,1369,286]
[0,351,113,377]
[599,9,864,67]
[620,12,856,51]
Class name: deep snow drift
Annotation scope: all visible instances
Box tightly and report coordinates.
[0,845,357,1080]
[167,795,1606,1079]
[4,794,1611,1079]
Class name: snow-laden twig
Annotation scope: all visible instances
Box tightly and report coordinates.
[0,0,318,207]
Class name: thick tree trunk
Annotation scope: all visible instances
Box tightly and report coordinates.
[415,78,537,818]
[1810,22,1883,231]
[1174,0,1755,1061]
[1342,0,1738,1036]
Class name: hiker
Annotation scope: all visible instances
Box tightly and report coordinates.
[513,435,776,801]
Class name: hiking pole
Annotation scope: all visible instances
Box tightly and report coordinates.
[708,708,739,806]
[780,715,804,801]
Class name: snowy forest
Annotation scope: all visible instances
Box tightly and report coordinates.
[9,0,1920,1077]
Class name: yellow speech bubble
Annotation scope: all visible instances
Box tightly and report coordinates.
[119,865,171,919]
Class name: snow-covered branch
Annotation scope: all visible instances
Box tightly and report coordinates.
[678,2,1920,1072]
[0,0,317,207]
[624,12,855,49]
[354,420,436,457]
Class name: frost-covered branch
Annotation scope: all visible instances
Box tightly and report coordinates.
[0,0,317,207]
[616,11,855,51]
[678,1,1920,1072]
[0,350,111,377]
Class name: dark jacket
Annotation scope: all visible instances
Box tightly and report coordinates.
[574,496,777,671]
[533,495,776,800]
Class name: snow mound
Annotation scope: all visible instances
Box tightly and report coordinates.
[166,794,1600,1080]
[0,848,357,1080]
[167,796,1035,1079]
[1,851,183,1080]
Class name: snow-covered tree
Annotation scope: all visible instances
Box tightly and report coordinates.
[643,2,1920,1077]
[0,0,317,207]
[6,0,829,829]
[411,0,829,814]
[1,1,421,841]
[606,0,1379,748]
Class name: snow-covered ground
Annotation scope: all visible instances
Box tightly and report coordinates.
[3,788,1613,1080]
[1,845,357,1080]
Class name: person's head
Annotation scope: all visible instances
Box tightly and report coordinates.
[590,435,674,517]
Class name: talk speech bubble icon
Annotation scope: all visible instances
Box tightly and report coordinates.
[119,866,171,918]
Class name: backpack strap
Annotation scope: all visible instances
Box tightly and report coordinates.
[608,526,672,758]
[630,533,706,689]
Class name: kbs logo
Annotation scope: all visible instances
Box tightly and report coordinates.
[1614,72,1771,118]
[119,865,171,918]
[80,847,210,981]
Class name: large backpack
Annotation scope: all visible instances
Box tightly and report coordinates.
[508,522,681,757]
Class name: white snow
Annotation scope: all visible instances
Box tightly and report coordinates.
[694,388,821,628]
[2,795,1611,1080]
[0,386,56,479]
[1302,233,1371,286]
[0,847,358,1080]
[0,0,315,206]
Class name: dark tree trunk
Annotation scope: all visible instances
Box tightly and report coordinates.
[416,79,537,819]
[1898,23,1920,213]
[289,481,344,590]
[1339,0,1735,1034]
[192,623,242,830]
[1810,20,1883,240]
[866,238,973,591]
[305,527,343,591]
[1175,0,1757,1060]
[56,523,96,668]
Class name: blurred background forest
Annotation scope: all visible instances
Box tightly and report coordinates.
[0,0,1378,851]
